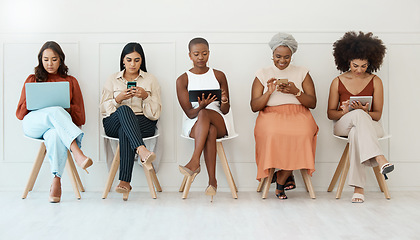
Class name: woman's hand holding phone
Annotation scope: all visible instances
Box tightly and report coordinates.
[131,87,148,100]
[277,79,299,95]
[116,88,134,104]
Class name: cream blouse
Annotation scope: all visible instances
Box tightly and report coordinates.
[255,64,308,106]
[100,70,161,120]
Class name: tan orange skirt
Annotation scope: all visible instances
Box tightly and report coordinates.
[254,104,318,180]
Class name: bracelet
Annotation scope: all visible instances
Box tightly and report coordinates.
[295,90,302,97]
[221,99,229,104]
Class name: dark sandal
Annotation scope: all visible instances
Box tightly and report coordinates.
[284,174,296,191]
[380,163,394,180]
[275,183,288,200]
[271,171,279,184]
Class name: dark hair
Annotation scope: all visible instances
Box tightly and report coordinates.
[333,31,386,73]
[188,37,209,52]
[34,41,68,82]
[120,42,147,72]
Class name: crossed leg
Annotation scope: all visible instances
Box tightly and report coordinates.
[184,109,227,186]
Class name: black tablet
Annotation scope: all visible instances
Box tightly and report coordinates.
[188,89,221,103]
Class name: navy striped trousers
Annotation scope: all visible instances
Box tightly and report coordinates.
[103,105,157,182]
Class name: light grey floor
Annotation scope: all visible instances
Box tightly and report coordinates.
[1,190,419,240]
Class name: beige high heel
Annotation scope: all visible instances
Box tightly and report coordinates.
[115,185,132,201]
[49,186,61,203]
[79,157,93,174]
[179,165,201,182]
[205,185,217,202]
[140,152,156,171]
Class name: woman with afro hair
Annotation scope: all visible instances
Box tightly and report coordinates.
[327,31,394,203]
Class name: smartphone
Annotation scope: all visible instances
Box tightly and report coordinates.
[127,81,136,89]
[276,78,288,85]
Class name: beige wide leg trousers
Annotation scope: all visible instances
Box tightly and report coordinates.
[333,109,384,188]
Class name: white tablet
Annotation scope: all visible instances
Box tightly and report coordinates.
[349,96,372,111]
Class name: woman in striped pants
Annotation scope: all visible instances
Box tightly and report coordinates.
[100,42,162,200]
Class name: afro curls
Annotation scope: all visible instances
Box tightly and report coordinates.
[333,31,386,73]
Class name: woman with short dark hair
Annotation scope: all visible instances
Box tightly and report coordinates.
[176,37,232,201]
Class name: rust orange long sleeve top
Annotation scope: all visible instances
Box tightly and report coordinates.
[16,74,86,126]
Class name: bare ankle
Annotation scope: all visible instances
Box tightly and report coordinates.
[354,187,364,194]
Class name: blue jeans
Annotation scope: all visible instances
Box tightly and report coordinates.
[22,107,84,178]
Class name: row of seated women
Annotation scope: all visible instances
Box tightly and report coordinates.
[16,31,394,204]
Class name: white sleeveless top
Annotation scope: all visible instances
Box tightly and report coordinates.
[255,64,309,106]
[181,68,233,137]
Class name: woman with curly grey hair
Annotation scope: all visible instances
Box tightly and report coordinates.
[327,31,394,203]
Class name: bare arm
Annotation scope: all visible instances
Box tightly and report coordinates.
[296,73,317,109]
[214,69,230,114]
[250,77,276,112]
[327,78,343,120]
[368,76,383,121]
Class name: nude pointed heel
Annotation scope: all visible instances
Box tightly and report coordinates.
[115,185,132,201]
[79,158,93,174]
[205,185,217,202]
[141,152,156,171]
[122,192,130,201]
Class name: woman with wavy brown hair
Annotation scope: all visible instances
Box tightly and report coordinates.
[16,41,92,203]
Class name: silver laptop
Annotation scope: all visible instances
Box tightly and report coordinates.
[25,82,70,110]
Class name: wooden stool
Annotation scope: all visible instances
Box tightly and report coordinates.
[257,168,316,199]
[179,135,239,199]
[22,139,85,199]
[327,135,391,199]
[102,134,162,199]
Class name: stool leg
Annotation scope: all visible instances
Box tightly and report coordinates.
[179,176,188,192]
[102,145,120,199]
[300,169,316,199]
[328,144,349,192]
[262,168,275,199]
[373,166,391,199]
[216,142,238,199]
[301,171,309,193]
[143,167,157,199]
[67,151,85,192]
[336,146,350,199]
[22,143,47,199]
[150,166,162,192]
[373,166,385,192]
[257,178,266,192]
[66,155,81,200]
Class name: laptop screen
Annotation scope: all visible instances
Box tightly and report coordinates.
[25,82,70,110]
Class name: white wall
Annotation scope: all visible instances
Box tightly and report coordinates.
[1,0,419,193]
